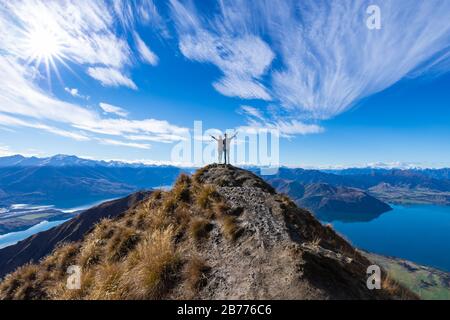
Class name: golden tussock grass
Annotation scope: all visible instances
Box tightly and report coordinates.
[105,226,140,262]
[184,255,210,294]
[172,174,192,203]
[124,227,180,299]
[188,217,211,242]
[196,185,219,210]
[219,215,240,241]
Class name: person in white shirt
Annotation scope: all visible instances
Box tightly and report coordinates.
[211,135,224,163]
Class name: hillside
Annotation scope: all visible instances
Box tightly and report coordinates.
[270,179,391,222]
[0,191,151,279]
[0,165,416,299]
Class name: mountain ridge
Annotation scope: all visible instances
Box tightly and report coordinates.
[270,179,392,222]
[0,191,152,279]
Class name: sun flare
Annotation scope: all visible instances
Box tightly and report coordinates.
[23,23,66,80]
[27,27,61,60]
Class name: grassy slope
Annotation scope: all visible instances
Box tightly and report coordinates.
[364,252,450,300]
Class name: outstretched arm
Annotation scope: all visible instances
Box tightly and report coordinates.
[211,135,217,141]
[230,132,237,140]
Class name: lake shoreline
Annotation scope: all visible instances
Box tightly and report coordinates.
[327,203,450,273]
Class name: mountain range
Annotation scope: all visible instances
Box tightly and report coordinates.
[269,179,392,222]
[0,155,183,208]
[264,167,450,206]
[2,154,450,231]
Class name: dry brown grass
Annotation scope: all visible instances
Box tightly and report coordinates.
[78,237,102,268]
[188,217,211,242]
[184,256,210,294]
[196,185,219,210]
[381,273,418,299]
[220,215,240,241]
[310,236,322,247]
[42,242,80,277]
[213,200,230,218]
[0,171,228,300]
[0,264,45,300]
[172,173,192,203]
[105,226,140,262]
[124,227,180,299]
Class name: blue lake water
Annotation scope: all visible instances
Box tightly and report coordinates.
[0,219,69,249]
[0,197,118,249]
[328,204,450,272]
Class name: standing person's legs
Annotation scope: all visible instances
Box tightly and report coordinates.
[218,150,222,163]
[224,147,227,164]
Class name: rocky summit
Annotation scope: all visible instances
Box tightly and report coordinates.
[0,164,417,300]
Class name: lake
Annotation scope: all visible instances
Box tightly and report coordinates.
[0,197,119,249]
[327,204,450,272]
[0,219,69,249]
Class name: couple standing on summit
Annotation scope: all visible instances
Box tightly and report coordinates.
[211,132,237,165]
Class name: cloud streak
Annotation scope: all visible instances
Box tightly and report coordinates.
[0,56,188,147]
[87,67,137,90]
[170,0,450,120]
[99,102,129,117]
[134,32,159,66]
[170,0,274,100]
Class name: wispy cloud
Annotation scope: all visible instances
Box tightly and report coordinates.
[64,87,88,100]
[87,67,137,90]
[170,0,274,100]
[0,112,90,141]
[238,119,323,138]
[0,56,188,147]
[239,105,264,121]
[96,138,151,150]
[134,32,159,66]
[170,0,450,121]
[0,0,164,90]
[99,102,129,117]
[0,144,12,157]
[2,1,130,71]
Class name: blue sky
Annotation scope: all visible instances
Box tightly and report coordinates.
[0,0,450,168]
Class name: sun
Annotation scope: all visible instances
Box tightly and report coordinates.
[27,27,61,61]
[23,23,66,81]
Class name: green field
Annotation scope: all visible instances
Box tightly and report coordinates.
[364,252,450,300]
[19,213,52,221]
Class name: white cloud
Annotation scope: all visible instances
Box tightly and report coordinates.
[126,134,187,144]
[0,1,164,89]
[0,56,188,147]
[0,144,12,157]
[65,87,88,100]
[87,67,137,90]
[134,32,159,66]
[0,112,90,141]
[171,0,274,100]
[239,105,264,121]
[2,1,131,68]
[238,120,323,138]
[170,0,450,121]
[99,102,129,117]
[96,138,151,150]
[73,117,188,139]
